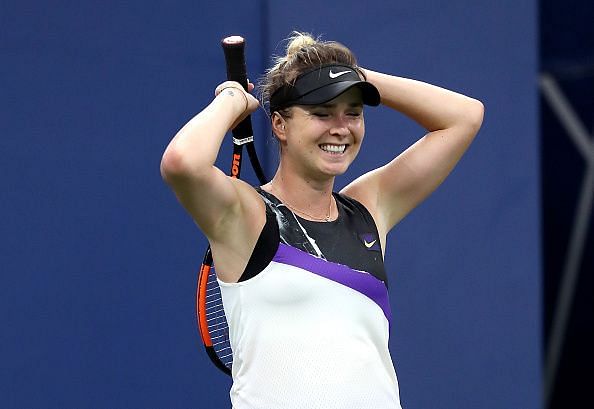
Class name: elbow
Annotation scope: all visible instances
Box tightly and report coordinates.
[160,145,201,185]
[160,147,184,184]
[464,98,485,136]
[472,98,485,128]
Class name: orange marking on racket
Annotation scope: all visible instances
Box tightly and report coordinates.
[197,263,213,347]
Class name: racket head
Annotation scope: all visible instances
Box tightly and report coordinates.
[196,248,232,375]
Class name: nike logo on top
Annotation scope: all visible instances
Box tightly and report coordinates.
[328,70,351,79]
[359,233,380,251]
[364,239,377,249]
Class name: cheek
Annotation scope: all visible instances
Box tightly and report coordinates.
[352,122,365,143]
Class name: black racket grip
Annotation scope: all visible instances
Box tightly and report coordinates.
[221,36,254,142]
[221,36,248,91]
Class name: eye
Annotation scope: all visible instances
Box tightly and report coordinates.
[345,104,363,116]
[312,112,329,118]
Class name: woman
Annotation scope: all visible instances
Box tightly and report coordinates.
[161,32,483,409]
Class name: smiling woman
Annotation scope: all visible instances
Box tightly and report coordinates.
[160,31,483,409]
[273,88,367,181]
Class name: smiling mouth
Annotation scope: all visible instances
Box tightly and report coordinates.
[319,144,347,154]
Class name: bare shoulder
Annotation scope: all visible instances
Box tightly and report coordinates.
[209,178,267,283]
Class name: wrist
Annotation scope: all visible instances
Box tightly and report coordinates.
[217,86,249,115]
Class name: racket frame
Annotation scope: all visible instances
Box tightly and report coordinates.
[195,35,267,377]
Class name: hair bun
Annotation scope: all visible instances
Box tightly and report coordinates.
[286,32,317,58]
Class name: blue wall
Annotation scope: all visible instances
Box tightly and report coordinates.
[1,1,540,408]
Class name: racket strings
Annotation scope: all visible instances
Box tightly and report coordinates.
[204,266,233,369]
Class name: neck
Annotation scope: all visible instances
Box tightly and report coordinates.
[264,164,336,221]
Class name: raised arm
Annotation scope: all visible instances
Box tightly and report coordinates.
[160,82,265,279]
[343,70,484,239]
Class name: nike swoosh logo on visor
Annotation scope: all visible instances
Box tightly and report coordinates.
[328,70,351,79]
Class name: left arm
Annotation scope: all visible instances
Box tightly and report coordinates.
[342,69,484,240]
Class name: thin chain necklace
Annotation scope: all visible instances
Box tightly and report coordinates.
[270,180,334,222]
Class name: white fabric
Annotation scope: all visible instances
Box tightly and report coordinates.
[219,260,402,409]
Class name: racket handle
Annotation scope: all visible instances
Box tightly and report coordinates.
[221,35,266,184]
[221,35,255,171]
[221,36,248,91]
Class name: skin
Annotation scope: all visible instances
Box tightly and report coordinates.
[264,88,366,216]
[161,69,484,283]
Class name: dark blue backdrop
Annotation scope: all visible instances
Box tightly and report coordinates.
[1,1,540,408]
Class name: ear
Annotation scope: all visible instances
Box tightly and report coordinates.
[271,112,287,142]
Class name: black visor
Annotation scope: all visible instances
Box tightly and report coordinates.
[269,64,381,113]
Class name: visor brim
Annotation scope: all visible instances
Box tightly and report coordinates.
[293,81,381,107]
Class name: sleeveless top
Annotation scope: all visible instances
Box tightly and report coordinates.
[218,188,402,409]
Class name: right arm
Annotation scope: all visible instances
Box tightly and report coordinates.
[160,83,265,281]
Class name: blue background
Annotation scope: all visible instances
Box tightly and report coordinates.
[1,1,541,408]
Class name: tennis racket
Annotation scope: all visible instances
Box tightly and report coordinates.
[196,35,267,376]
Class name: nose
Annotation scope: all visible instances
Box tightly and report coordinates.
[328,115,350,137]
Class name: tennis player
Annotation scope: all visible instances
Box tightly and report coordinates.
[161,32,484,409]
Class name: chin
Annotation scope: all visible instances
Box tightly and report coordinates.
[321,163,351,177]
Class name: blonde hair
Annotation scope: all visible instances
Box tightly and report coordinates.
[259,31,364,114]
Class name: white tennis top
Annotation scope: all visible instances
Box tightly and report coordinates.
[218,191,402,409]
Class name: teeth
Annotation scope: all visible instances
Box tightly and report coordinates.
[320,144,346,153]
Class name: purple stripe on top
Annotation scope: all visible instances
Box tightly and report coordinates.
[273,243,392,326]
